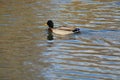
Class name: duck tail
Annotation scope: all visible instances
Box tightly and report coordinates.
[72,28,80,33]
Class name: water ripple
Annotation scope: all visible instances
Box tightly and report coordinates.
[1,0,120,80]
[38,38,120,80]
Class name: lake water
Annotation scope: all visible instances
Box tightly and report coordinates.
[0,0,120,80]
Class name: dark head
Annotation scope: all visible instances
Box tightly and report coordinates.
[47,20,54,28]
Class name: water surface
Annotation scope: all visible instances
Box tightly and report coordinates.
[0,0,120,80]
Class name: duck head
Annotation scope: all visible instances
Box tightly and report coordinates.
[47,20,54,28]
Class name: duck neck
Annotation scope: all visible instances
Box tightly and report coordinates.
[49,26,53,28]
[48,28,53,32]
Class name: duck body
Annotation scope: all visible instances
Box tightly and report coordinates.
[52,28,74,35]
[47,20,80,35]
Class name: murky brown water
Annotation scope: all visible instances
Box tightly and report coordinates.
[0,0,120,80]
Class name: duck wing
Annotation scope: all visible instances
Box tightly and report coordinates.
[58,26,75,31]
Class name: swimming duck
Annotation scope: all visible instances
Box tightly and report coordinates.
[47,20,80,35]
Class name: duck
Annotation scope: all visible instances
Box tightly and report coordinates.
[47,20,81,35]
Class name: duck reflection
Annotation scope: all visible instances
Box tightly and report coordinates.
[47,29,54,40]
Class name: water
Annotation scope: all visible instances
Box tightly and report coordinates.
[0,0,120,80]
